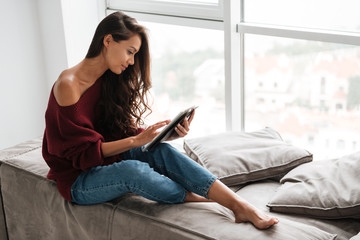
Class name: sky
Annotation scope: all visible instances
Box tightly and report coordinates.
[245,0,360,32]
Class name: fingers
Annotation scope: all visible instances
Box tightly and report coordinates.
[182,112,193,131]
[175,123,188,137]
[181,109,195,129]
[143,121,168,139]
[174,110,195,138]
[182,118,190,130]
[188,109,195,124]
[149,120,169,131]
[136,120,172,146]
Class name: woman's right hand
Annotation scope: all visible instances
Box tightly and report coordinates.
[134,120,170,147]
[102,120,170,158]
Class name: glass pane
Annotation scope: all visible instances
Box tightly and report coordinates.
[139,21,225,137]
[245,0,360,32]
[244,34,360,160]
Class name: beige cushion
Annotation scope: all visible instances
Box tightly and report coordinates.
[183,127,312,186]
[267,151,360,219]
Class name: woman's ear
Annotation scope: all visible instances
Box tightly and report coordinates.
[103,34,113,48]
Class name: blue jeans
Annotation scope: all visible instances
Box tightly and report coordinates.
[71,143,217,205]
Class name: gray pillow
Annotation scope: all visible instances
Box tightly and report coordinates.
[183,127,312,186]
[267,151,360,219]
[350,233,360,240]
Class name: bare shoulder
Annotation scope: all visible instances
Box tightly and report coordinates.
[53,69,81,107]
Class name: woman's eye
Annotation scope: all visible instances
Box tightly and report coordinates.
[128,50,134,55]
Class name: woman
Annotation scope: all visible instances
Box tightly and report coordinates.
[42,11,278,229]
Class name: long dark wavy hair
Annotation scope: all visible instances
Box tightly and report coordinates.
[86,11,152,140]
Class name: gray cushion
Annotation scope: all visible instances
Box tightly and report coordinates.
[350,233,360,240]
[183,127,312,186]
[267,151,360,219]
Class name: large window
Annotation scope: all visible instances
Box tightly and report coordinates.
[107,0,360,159]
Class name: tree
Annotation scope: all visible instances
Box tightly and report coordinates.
[152,48,222,101]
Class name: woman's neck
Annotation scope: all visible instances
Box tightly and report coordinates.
[75,56,108,85]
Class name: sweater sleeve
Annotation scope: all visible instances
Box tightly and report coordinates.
[63,139,104,171]
[137,128,145,134]
[45,104,105,172]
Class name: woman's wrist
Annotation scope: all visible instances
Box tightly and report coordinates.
[101,136,139,158]
[131,135,145,148]
[129,136,139,148]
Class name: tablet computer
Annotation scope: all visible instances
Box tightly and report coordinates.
[142,106,198,152]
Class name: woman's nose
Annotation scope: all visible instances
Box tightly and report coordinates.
[128,56,135,65]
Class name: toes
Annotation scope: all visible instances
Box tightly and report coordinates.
[260,217,279,229]
[252,215,279,229]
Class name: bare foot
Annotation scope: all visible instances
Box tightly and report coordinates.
[206,180,278,229]
[233,202,279,229]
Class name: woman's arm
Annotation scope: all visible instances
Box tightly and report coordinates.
[101,136,137,158]
[101,120,170,157]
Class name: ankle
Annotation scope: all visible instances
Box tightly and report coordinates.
[185,192,212,202]
[232,199,258,217]
[231,199,248,212]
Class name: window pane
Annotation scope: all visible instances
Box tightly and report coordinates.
[244,34,360,160]
[140,21,225,137]
[245,0,360,32]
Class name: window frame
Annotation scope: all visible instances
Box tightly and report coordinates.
[106,0,223,22]
[105,9,223,30]
[237,22,360,46]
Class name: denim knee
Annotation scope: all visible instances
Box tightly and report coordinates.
[115,160,187,204]
[154,142,172,152]
[152,142,178,158]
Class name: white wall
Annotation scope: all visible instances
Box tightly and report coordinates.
[0,0,53,150]
[0,0,104,150]
[61,0,105,67]
[37,0,69,90]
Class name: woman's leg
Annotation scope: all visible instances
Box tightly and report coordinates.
[122,143,278,229]
[131,143,278,229]
[71,160,187,205]
[124,143,217,200]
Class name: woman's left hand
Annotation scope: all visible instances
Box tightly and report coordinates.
[167,109,195,141]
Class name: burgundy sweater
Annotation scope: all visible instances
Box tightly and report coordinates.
[42,78,142,201]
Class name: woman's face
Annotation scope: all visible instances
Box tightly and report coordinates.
[104,34,142,74]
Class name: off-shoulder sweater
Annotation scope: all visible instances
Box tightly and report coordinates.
[42,77,141,201]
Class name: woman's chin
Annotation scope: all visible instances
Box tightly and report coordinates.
[110,68,123,75]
